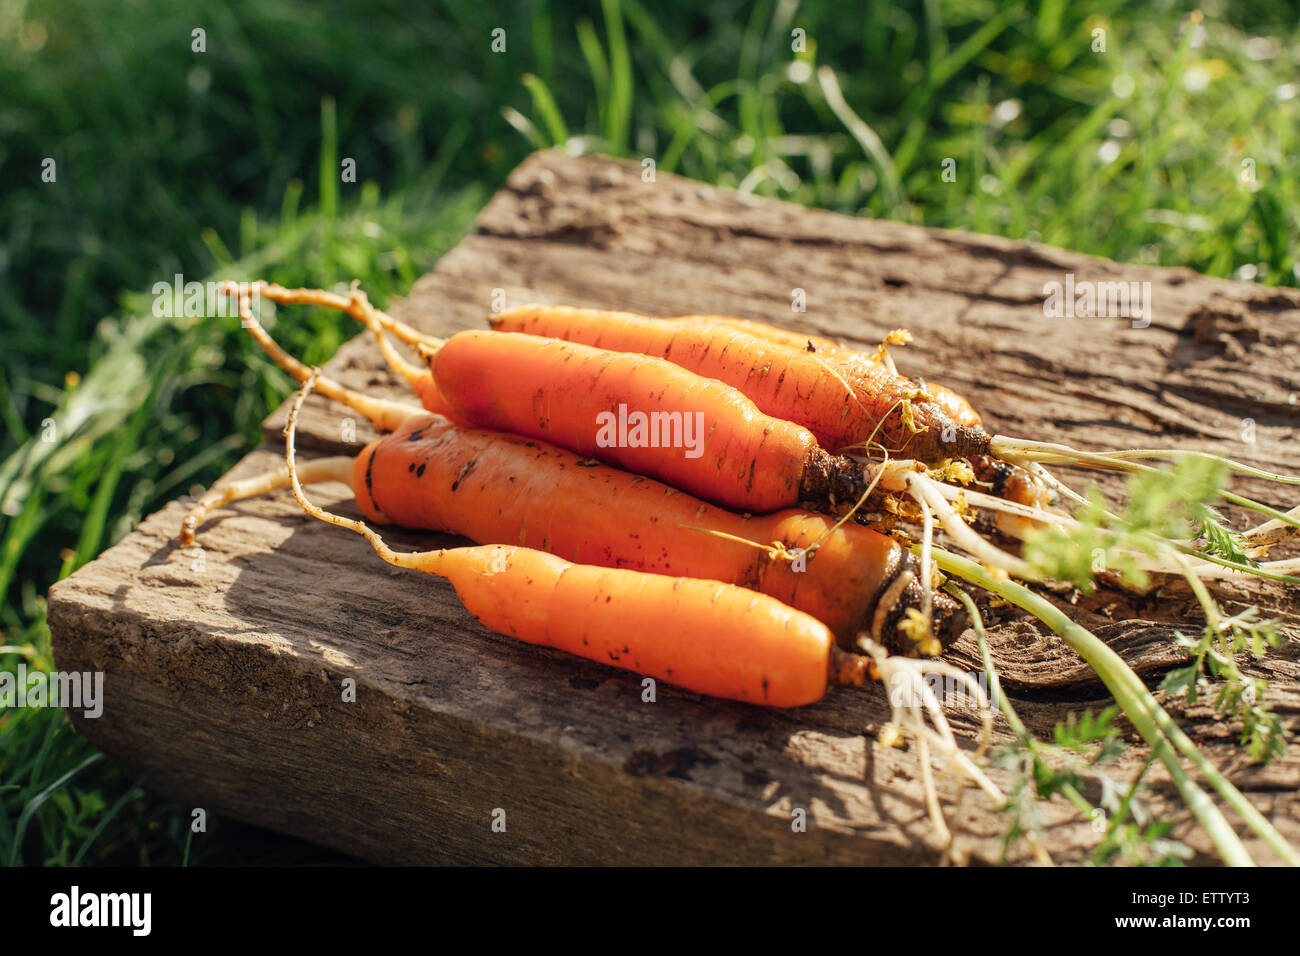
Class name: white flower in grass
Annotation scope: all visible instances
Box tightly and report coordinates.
[1183,66,1211,93]
[991,98,1022,128]
[1246,37,1280,61]
[787,60,813,84]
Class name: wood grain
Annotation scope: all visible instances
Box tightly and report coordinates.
[48,150,1300,864]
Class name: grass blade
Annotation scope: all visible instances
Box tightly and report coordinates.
[522,73,570,146]
[8,752,104,868]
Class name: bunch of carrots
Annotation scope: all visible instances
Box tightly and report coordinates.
[182,280,1300,864]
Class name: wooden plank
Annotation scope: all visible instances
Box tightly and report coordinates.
[48,150,1300,864]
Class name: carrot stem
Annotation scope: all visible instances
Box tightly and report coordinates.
[991,436,1300,533]
[933,546,1264,866]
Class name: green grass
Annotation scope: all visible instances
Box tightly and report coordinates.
[1,0,1296,865]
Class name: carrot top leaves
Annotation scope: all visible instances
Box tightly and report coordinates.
[1195,507,1254,567]
[1012,455,1291,768]
[1019,455,1232,592]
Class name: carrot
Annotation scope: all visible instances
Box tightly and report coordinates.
[487,305,990,462]
[323,540,866,707]
[210,287,967,655]
[419,329,879,512]
[280,370,873,708]
[239,287,1139,541]
[237,283,1056,608]
[239,281,1068,576]
[672,312,988,425]
[667,312,1050,512]
[249,282,990,482]
[307,288,988,431]
[182,410,963,654]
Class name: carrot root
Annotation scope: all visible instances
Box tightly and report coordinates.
[180,455,355,546]
[221,281,422,432]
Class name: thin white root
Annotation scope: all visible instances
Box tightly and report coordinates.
[915,733,952,850]
[926,481,1080,536]
[913,672,1002,801]
[918,495,935,632]
[861,638,1006,857]
[905,472,1038,580]
[910,657,997,758]
[917,724,1004,803]
[1243,504,1300,550]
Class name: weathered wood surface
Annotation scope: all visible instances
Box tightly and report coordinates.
[49,151,1300,865]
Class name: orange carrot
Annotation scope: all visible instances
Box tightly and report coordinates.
[278,372,873,708]
[182,411,963,654]
[345,539,867,706]
[719,319,1046,512]
[488,305,990,462]
[234,282,1043,548]
[674,312,987,427]
[235,281,1045,566]
[442,546,868,707]
[244,282,984,466]
[506,307,1051,513]
[417,329,866,512]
